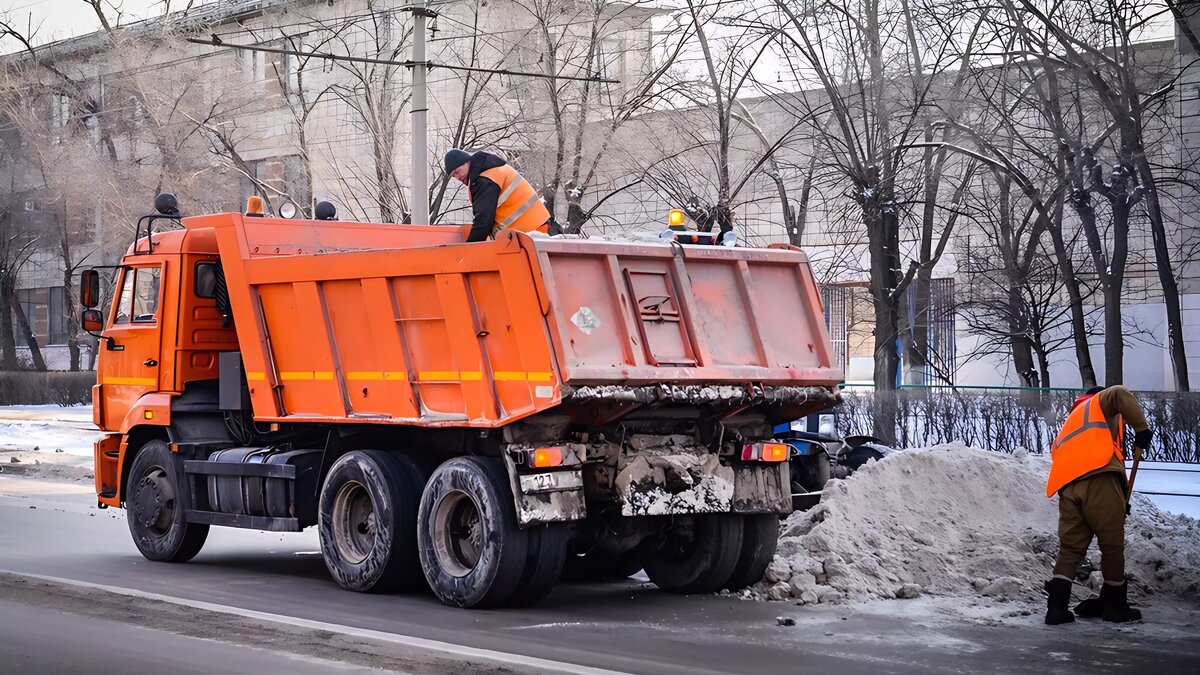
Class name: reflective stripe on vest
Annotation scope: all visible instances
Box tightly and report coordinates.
[1045,395,1122,497]
[477,165,551,235]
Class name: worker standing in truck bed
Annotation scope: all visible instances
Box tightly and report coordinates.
[444,148,553,242]
[1044,385,1152,625]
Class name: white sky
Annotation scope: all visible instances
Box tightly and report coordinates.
[0,0,164,47]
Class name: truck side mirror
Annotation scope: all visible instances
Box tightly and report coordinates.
[81,308,103,333]
[80,269,100,308]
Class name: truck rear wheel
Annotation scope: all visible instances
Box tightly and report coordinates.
[318,450,424,593]
[506,523,569,606]
[723,514,780,591]
[417,457,530,608]
[126,440,209,563]
[645,514,743,594]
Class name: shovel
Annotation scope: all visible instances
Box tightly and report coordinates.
[1125,449,1142,515]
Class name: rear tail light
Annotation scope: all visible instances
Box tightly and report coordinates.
[531,446,564,468]
[743,442,790,462]
[514,445,583,468]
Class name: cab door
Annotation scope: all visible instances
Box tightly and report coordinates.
[99,263,166,431]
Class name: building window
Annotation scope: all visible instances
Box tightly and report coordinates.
[14,288,37,341]
[48,287,67,345]
[51,94,70,141]
[282,155,311,213]
[822,285,850,374]
[239,47,264,82]
[281,50,302,100]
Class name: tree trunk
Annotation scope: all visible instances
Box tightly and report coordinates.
[564,197,586,235]
[0,275,17,370]
[1046,215,1098,388]
[1136,160,1191,391]
[11,293,46,371]
[1034,343,1052,388]
[867,194,901,443]
[1102,281,1124,386]
[1008,283,1038,387]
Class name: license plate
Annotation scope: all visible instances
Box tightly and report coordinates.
[519,470,583,494]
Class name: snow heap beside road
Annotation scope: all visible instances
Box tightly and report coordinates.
[755,443,1200,607]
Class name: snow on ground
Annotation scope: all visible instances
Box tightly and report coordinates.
[751,444,1200,622]
[0,405,98,482]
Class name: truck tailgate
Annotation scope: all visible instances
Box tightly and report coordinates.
[530,238,842,386]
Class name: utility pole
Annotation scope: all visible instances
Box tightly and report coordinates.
[407,3,434,225]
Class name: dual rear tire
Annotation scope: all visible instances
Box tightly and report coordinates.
[643,513,779,594]
[127,443,778,606]
[320,453,567,608]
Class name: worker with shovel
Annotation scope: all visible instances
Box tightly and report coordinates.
[1044,385,1151,625]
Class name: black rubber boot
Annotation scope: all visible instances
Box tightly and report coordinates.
[1100,582,1142,623]
[1074,595,1104,619]
[1045,578,1076,625]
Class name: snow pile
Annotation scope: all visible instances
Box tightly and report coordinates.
[756,443,1200,607]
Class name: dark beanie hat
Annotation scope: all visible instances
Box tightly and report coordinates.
[444,148,472,173]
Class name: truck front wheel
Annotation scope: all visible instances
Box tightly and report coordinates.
[318,450,424,593]
[645,514,743,594]
[417,457,531,608]
[125,440,209,563]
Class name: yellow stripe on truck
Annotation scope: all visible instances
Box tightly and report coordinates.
[279,371,335,381]
[104,376,157,386]
[345,371,383,381]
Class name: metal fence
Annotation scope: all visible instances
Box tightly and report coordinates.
[836,387,1200,463]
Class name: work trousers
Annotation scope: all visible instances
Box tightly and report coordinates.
[1052,472,1127,583]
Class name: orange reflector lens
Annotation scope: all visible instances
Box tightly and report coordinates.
[532,447,564,468]
[762,443,789,462]
[246,196,265,216]
[144,411,154,420]
[668,208,685,226]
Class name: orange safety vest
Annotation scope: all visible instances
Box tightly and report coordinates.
[1045,395,1123,497]
[471,165,551,236]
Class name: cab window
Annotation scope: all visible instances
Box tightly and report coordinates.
[113,267,162,324]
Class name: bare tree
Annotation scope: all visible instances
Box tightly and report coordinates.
[769,0,981,399]
[1003,0,1191,390]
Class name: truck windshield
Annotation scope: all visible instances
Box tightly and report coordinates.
[114,266,162,324]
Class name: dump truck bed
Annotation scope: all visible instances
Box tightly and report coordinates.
[189,213,841,427]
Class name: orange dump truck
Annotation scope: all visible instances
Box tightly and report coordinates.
[82,196,840,608]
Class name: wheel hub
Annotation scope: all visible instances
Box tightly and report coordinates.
[331,480,376,565]
[432,490,484,577]
[134,469,175,535]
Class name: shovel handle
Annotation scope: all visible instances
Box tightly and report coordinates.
[1126,453,1141,504]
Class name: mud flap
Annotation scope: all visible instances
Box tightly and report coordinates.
[615,437,735,516]
[501,451,586,528]
[731,461,791,515]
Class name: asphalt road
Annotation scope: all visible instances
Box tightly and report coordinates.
[1,476,1197,674]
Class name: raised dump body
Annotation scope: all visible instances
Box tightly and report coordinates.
[87,204,841,610]
[194,212,839,426]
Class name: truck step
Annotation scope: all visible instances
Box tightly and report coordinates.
[185,510,301,532]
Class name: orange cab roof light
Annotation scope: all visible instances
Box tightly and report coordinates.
[668,208,685,227]
[246,196,265,218]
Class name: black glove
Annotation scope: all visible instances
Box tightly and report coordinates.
[1134,429,1153,450]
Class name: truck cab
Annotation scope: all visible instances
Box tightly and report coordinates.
[89,226,234,500]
